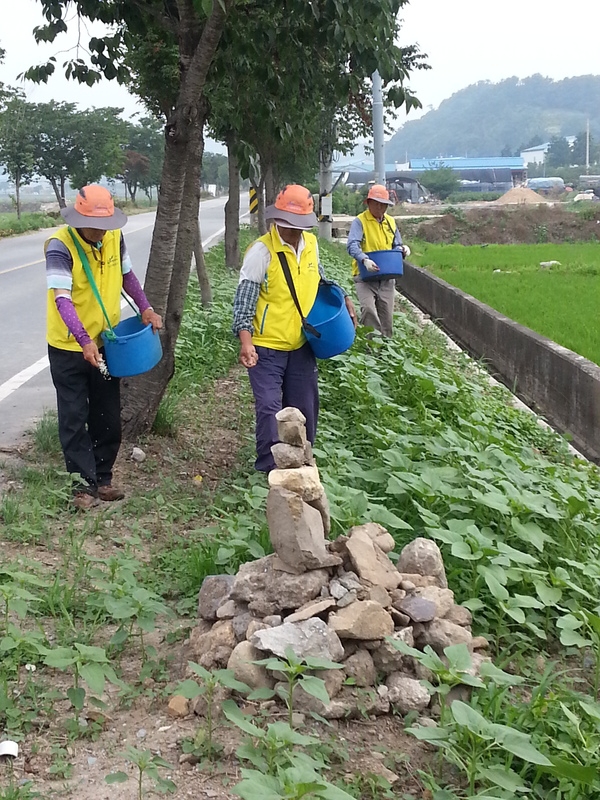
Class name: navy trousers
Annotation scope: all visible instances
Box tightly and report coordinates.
[48,345,121,493]
[247,343,319,472]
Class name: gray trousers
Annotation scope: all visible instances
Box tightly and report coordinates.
[354,277,396,337]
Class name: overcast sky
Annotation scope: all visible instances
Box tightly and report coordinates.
[1,0,598,138]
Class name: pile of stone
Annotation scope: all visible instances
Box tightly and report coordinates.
[188,408,488,720]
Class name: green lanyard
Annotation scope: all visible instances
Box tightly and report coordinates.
[67,228,139,341]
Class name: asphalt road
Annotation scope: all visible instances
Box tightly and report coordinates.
[0,195,248,448]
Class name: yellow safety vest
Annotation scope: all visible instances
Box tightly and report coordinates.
[252,227,320,351]
[46,227,123,351]
[352,209,398,276]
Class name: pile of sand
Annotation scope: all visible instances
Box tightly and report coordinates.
[494,186,549,205]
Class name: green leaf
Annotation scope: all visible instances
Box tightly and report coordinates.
[79,662,106,695]
[222,699,263,736]
[105,772,129,784]
[479,661,524,686]
[491,726,552,766]
[543,757,599,786]
[479,568,509,602]
[534,581,562,606]
[451,701,491,737]
[478,765,530,793]
[511,519,550,552]
[175,679,204,700]
[214,669,251,693]
[74,643,109,662]
[67,686,86,711]
[443,643,472,672]
[559,629,593,648]
[299,675,330,705]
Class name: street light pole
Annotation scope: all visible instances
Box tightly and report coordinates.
[372,70,385,185]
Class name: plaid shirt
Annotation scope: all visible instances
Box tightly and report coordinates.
[232,261,336,336]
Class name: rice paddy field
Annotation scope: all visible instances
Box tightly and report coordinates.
[412,241,600,365]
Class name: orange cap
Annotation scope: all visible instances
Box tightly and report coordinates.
[61,184,128,230]
[366,184,394,205]
[265,184,318,230]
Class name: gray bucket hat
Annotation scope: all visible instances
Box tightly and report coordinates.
[61,185,128,230]
[265,184,318,230]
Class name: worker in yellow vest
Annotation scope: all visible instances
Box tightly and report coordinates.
[347,184,410,337]
[232,184,357,472]
[46,185,162,510]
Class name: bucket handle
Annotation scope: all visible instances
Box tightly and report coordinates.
[276,252,321,339]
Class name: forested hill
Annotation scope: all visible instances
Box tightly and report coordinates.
[386,75,600,161]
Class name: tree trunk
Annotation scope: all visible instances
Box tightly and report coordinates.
[120,2,228,439]
[60,176,66,207]
[224,134,240,269]
[15,174,21,220]
[264,158,277,206]
[194,224,212,306]
[50,178,62,207]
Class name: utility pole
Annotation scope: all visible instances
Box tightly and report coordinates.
[372,71,385,185]
[586,118,590,175]
[318,144,333,241]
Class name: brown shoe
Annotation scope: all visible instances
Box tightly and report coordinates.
[97,485,125,502]
[73,492,100,510]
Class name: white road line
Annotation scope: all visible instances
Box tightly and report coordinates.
[0,219,246,404]
[0,356,50,403]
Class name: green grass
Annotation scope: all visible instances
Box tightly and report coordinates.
[0,212,58,237]
[412,241,600,364]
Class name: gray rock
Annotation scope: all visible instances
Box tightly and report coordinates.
[246,620,268,640]
[329,579,348,600]
[227,641,274,691]
[189,620,236,668]
[231,554,330,617]
[416,587,455,619]
[348,523,396,554]
[337,590,358,608]
[419,619,473,654]
[444,604,473,627]
[368,585,391,607]
[131,446,146,463]
[398,595,437,623]
[268,466,324,503]
[266,487,341,572]
[250,618,344,662]
[337,571,362,592]
[329,600,394,640]
[216,599,238,619]
[371,628,415,675]
[304,440,316,465]
[197,575,236,621]
[397,539,447,589]
[271,442,306,470]
[386,673,431,714]
[263,615,283,627]
[276,407,307,447]
[285,598,336,624]
[306,491,332,536]
[344,649,377,687]
[346,530,402,590]
[390,609,411,627]
[232,612,254,641]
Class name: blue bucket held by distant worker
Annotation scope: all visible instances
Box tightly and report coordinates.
[68,228,163,378]
[358,249,403,282]
[277,252,355,360]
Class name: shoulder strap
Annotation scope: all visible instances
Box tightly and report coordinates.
[276,251,320,339]
[67,227,116,339]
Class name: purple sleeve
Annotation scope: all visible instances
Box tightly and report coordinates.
[122,271,152,313]
[55,296,93,348]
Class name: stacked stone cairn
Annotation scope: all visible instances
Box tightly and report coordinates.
[189,407,489,720]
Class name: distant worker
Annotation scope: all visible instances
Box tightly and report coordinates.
[45,185,162,510]
[346,184,410,337]
[232,184,357,473]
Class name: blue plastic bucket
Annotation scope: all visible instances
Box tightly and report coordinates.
[304,284,355,359]
[358,249,404,282]
[101,317,163,377]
